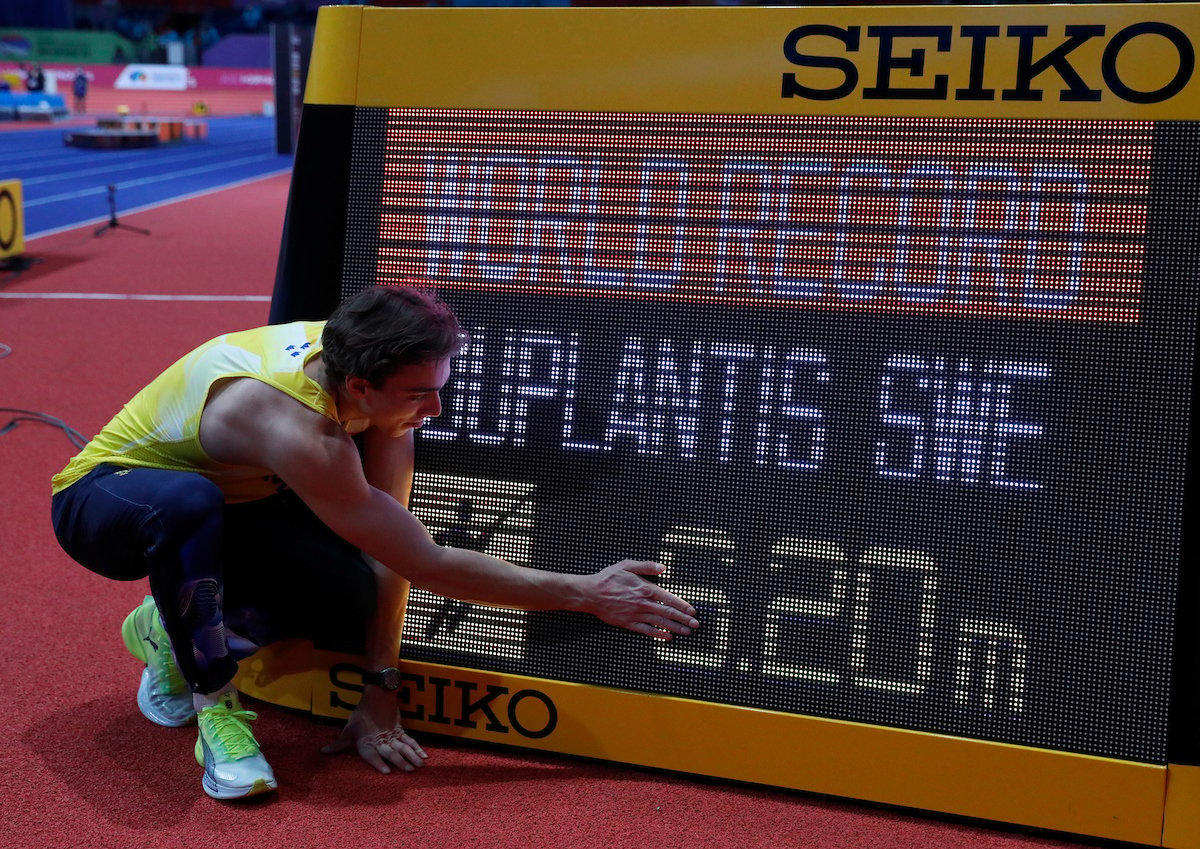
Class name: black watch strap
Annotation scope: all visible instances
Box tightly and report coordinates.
[361,666,403,691]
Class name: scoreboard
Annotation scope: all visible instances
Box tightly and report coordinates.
[255,4,1200,845]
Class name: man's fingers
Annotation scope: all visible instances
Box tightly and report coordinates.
[639,592,699,631]
[383,737,427,771]
[328,726,429,775]
[385,731,428,761]
[357,739,394,774]
[617,560,700,619]
[658,597,700,627]
[643,610,696,636]
[399,733,429,760]
[632,621,676,640]
[371,731,428,773]
[619,559,668,577]
[595,559,701,638]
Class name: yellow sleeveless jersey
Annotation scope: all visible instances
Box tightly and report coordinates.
[51,321,336,502]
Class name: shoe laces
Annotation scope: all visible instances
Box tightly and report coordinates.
[201,703,262,760]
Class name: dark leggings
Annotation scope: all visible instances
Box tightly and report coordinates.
[52,464,377,694]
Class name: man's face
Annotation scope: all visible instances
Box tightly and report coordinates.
[355,357,451,437]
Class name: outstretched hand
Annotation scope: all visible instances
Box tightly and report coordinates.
[582,560,699,640]
[321,689,428,774]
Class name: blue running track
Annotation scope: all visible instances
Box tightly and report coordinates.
[0,116,293,238]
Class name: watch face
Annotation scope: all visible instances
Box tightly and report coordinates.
[380,667,402,691]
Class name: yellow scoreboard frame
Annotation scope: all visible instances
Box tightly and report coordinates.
[251,4,1200,845]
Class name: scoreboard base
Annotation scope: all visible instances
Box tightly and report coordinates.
[233,641,1173,845]
[1165,765,1200,849]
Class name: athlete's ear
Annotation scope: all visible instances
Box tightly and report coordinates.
[344,375,371,401]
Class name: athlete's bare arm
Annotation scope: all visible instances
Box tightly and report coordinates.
[199,377,699,639]
[323,426,428,773]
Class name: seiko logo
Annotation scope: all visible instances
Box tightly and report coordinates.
[330,666,558,739]
[782,22,1194,104]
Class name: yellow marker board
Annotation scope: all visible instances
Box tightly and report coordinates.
[0,179,25,260]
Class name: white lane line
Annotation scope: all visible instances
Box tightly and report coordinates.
[23,168,292,240]
[23,154,287,207]
[18,142,277,186]
[0,293,270,301]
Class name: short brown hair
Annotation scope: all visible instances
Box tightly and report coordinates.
[321,285,468,388]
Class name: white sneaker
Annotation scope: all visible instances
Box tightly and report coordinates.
[194,692,277,800]
[120,595,196,727]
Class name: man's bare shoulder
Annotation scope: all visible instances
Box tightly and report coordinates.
[200,376,345,469]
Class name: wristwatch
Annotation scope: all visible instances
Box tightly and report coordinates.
[361,666,403,691]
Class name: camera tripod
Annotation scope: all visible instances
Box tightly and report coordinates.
[94,184,150,238]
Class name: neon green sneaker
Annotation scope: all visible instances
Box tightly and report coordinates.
[194,692,277,800]
[121,595,196,727]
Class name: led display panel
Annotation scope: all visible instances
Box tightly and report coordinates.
[338,108,1197,765]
